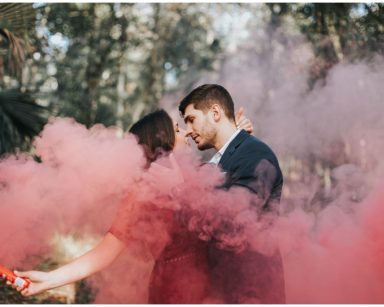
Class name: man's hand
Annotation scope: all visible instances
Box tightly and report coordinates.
[235,107,254,135]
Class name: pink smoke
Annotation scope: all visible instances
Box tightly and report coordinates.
[275,181,384,303]
[0,117,145,268]
[0,114,384,303]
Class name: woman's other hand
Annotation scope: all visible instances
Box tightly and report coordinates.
[235,107,254,135]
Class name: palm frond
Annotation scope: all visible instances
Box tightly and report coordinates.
[0,3,36,34]
[0,28,25,75]
[0,90,48,155]
[0,3,37,77]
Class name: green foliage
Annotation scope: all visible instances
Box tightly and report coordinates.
[289,3,383,84]
[74,280,96,303]
[0,4,49,157]
[0,282,39,304]
[1,3,381,154]
[33,3,222,129]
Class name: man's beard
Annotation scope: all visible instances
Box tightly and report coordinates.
[197,124,216,151]
[197,142,214,151]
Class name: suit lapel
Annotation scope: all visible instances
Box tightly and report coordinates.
[219,129,249,171]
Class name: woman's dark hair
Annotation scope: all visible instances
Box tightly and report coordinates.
[129,109,175,163]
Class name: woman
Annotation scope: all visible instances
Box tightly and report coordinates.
[109,109,212,303]
[7,108,253,303]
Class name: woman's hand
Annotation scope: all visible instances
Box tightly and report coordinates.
[6,233,125,297]
[11,270,52,296]
[235,107,254,134]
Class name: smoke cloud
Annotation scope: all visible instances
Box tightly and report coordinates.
[0,118,145,271]
[1,115,383,303]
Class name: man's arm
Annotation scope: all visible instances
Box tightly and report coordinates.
[227,158,279,210]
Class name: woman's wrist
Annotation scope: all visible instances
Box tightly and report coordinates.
[45,269,66,290]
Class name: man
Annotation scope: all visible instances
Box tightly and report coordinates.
[179,84,285,303]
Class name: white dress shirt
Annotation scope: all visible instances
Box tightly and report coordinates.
[209,129,242,165]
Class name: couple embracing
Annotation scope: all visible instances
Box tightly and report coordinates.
[9,84,285,304]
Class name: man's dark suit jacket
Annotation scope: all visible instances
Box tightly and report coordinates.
[219,129,283,211]
[209,129,286,303]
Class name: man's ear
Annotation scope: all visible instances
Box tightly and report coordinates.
[210,104,222,122]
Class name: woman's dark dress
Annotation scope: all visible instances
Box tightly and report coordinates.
[109,202,211,304]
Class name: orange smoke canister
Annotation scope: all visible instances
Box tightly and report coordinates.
[0,265,30,289]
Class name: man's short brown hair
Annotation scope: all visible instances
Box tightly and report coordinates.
[179,84,236,122]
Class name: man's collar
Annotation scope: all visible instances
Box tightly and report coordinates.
[209,129,242,165]
[218,129,250,166]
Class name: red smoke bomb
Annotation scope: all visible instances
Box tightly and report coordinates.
[0,265,30,289]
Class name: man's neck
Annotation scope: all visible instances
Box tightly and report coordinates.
[214,122,238,151]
